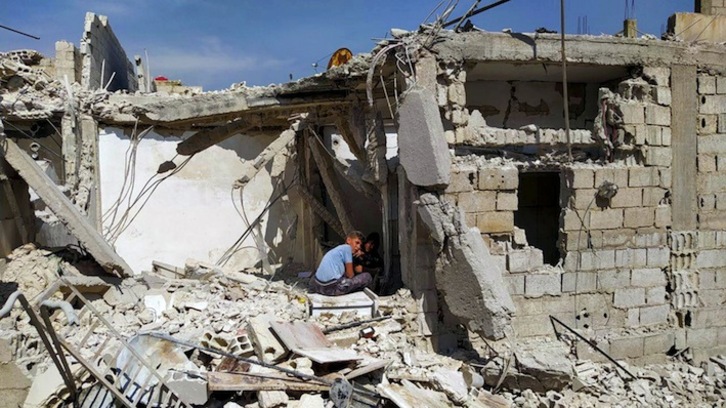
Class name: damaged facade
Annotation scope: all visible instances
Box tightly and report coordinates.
[2,4,726,407]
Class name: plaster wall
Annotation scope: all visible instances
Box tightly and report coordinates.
[99,128,296,274]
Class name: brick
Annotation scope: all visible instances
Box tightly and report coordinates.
[623,207,655,228]
[643,332,675,355]
[629,167,659,187]
[620,103,645,124]
[642,187,668,206]
[698,115,718,135]
[645,105,670,126]
[594,168,629,190]
[476,211,513,233]
[506,275,525,295]
[631,268,667,287]
[699,95,726,115]
[609,336,644,359]
[615,248,647,268]
[614,287,646,308]
[646,247,670,268]
[697,249,726,268]
[508,248,543,273]
[589,209,623,230]
[610,188,642,208]
[496,192,518,210]
[598,269,631,290]
[458,191,496,212]
[698,75,717,94]
[478,166,518,190]
[654,205,672,228]
[686,328,718,349]
[646,286,666,305]
[579,250,615,271]
[525,273,561,297]
[639,304,670,326]
[644,146,672,167]
[565,167,594,188]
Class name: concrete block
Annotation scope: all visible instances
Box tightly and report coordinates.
[599,229,635,248]
[698,173,726,193]
[720,114,726,133]
[698,75,717,94]
[589,209,623,230]
[699,95,726,115]
[624,207,655,228]
[445,166,477,193]
[620,103,645,124]
[525,273,561,297]
[644,146,672,167]
[478,166,518,190]
[476,211,513,233]
[661,127,672,146]
[609,336,644,359]
[718,76,726,94]
[598,269,631,290]
[697,249,726,268]
[610,187,642,208]
[458,190,496,212]
[580,250,615,271]
[167,371,209,405]
[570,188,597,210]
[615,248,647,268]
[642,187,668,206]
[659,168,672,188]
[646,247,670,268]
[654,205,672,228]
[698,134,726,154]
[565,167,594,188]
[562,208,588,231]
[629,167,659,187]
[646,286,666,305]
[561,272,597,293]
[512,314,555,337]
[632,229,665,250]
[643,67,670,86]
[698,115,718,135]
[699,211,726,229]
[248,314,287,363]
[653,87,672,106]
[506,275,525,295]
[496,192,518,210]
[646,105,670,126]
[614,288,646,308]
[594,168,629,190]
[627,308,640,327]
[631,268,667,287]
[639,304,669,326]
[686,328,718,349]
[398,87,451,187]
[643,332,675,355]
[507,248,543,273]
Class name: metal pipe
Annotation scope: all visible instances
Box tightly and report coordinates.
[0,24,40,40]
[560,0,573,162]
[443,0,513,28]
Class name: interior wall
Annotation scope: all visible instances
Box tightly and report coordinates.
[98,127,298,274]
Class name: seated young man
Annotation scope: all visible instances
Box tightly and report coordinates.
[309,231,372,296]
[354,232,383,276]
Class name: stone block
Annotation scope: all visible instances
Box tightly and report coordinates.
[642,187,668,206]
[458,191,496,212]
[629,167,659,187]
[600,229,635,248]
[476,211,513,233]
[699,211,726,229]
[598,269,631,290]
[631,268,667,287]
[654,205,672,228]
[615,248,647,268]
[609,336,644,359]
[627,308,640,327]
[562,208,588,231]
[561,272,597,293]
[698,75,717,95]
[698,115,718,135]
[610,187,642,208]
[653,87,672,106]
[565,167,594,188]
[698,134,726,154]
[496,192,518,211]
[613,287,646,308]
[718,76,726,94]
[594,168,629,190]
[646,105,670,126]
[646,247,670,268]
[589,209,623,230]
[646,286,666,305]
[507,248,543,273]
[720,114,726,133]
[699,95,726,115]
[445,166,477,193]
[643,332,675,355]
[686,328,718,349]
[624,207,655,228]
[659,168,672,188]
[620,103,645,124]
[570,188,597,209]
[506,275,525,295]
[525,273,561,297]
[697,249,726,268]
[478,166,518,190]
[639,304,670,326]
[512,314,555,337]
[644,146,672,167]
[643,67,670,86]
[698,173,726,193]
[579,250,615,271]
[699,269,717,289]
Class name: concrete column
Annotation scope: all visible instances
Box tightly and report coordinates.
[671,65,698,230]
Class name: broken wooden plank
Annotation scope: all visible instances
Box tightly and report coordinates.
[176,117,258,156]
[294,185,345,237]
[334,113,366,163]
[206,372,328,392]
[306,131,355,234]
[1,139,131,276]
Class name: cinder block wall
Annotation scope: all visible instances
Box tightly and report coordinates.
[80,13,137,92]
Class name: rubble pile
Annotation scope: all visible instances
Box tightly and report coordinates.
[1,247,725,407]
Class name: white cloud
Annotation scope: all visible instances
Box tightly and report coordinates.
[147,42,289,76]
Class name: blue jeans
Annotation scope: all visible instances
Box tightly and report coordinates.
[308,273,372,296]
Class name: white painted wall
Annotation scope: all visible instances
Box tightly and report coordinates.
[99,127,297,274]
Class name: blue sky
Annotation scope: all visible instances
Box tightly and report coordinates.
[1,0,694,90]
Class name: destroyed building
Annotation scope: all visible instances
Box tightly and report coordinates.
[2,3,726,407]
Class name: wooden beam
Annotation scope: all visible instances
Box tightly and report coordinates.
[306,130,355,234]
[176,117,259,156]
[295,185,345,238]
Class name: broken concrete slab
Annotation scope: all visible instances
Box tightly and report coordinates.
[515,342,574,392]
[176,117,258,156]
[166,371,208,405]
[397,86,451,188]
[248,314,287,363]
[378,379,455,408]
[417,193,515,340]
[1,139,131,276]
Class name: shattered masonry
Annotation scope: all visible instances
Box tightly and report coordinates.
[1,4,726,408]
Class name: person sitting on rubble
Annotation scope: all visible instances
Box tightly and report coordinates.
[309,231,372,296]
[354,232,383,283]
